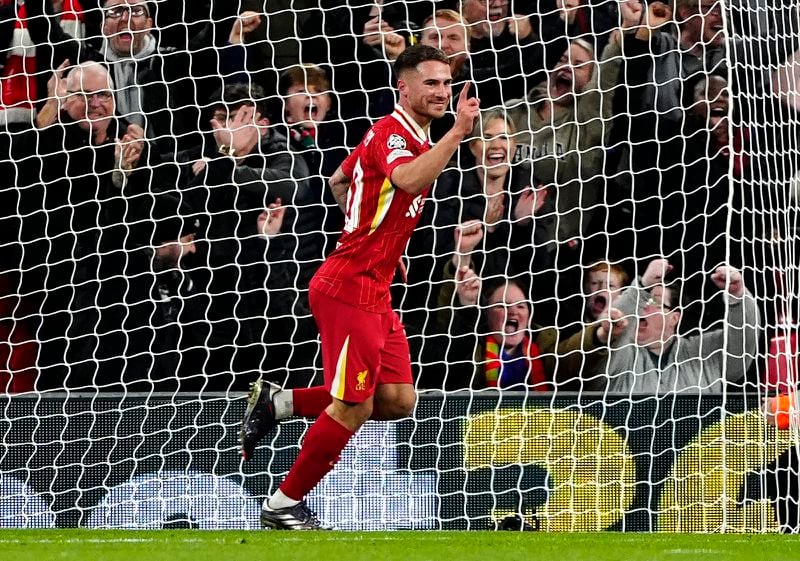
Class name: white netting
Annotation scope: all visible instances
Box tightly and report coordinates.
[0,0,795,532]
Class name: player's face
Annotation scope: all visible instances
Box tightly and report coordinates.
[487,283,529,352]
[398,60,453,122]
[584,268,624,322]
[103,0,153,57]
[469,117,515,179]
[636,285,680,351]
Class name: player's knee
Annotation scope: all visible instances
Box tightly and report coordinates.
[330,398,373,431]
[389,389,416,419]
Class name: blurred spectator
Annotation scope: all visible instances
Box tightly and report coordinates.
[0,0,85,132]
[421,276,617,390]
[276,64,369,275]
[24,0,238,152]
[603,258,759,394]
[459,0,564,106]
[406,109,552,325]
[3,61,154,389]
[64,192,206,391]
[583,260,629,324]
[507,17,625,245]
[528,0,619,55]
[170,82,313,389]
[0,274,37,393]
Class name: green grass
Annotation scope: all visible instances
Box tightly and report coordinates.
[1,530,800,561]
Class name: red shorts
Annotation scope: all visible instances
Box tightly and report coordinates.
[309,288,412,403]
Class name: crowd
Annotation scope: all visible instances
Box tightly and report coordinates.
[0,0,791,396]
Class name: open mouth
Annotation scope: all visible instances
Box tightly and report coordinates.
[486,151,506,165]
[591,294,607,315]
[303,103,318,119]
[488,9,504,21]
[504,318,519,334]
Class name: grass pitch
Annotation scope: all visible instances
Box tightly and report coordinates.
[1,530,799,561]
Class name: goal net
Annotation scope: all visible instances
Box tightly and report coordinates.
[0,0,796,532]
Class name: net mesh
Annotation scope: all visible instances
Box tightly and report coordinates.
[0,0,795,531]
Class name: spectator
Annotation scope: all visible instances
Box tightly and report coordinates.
[4,61,153,388]
[506,20,625,245]
[65,192,206,391]
[458,0,563,106]
[24,0,239,152]
[583,260,630,324]
[0,274,38,393]
[404,109,553,335]
[422,276,618,390]
[276,64,369,280]
[171,82,313,389]
[603,259,760,395]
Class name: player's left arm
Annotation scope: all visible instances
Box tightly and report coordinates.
[329,164,351,212]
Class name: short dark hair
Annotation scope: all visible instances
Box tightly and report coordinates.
[211,82,268,118]
[394,44,449,77]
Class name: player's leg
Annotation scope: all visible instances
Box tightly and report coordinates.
[260,290,383,530]
[372,310,416,420]
[241,311,413,457]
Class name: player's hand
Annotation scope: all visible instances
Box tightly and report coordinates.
[453,83,480,139]
[257,197,285,237]
[455,265,481,306]
[596,307,628,344]
[641,258,672,288]
[711,265,744,298]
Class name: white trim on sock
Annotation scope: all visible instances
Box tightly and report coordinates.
[273,389,294,420]
[265,489,300,510]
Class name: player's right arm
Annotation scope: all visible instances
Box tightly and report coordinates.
[390,85,480,195]
[328,164,351,212]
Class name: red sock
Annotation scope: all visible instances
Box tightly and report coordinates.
[292,386,332,418]
[279,410,354,500]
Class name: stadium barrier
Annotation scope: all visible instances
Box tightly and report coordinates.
[0,392,790,531]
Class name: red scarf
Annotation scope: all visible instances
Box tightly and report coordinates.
[484,335,549,390]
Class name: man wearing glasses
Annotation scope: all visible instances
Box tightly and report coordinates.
[24,0,238,152]
[603,258,759,394]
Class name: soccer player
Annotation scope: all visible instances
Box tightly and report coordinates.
[240,44,480,529]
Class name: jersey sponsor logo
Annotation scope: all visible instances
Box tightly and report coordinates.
[387,133,407,150]
[387,148,414,164]
[355,369,368,391]
[405,194,424,218]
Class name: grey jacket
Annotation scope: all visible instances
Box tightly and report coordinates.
[604,280,759,395]
[507,39,622,242]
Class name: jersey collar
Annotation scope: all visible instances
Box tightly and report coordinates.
[391,105,429,145]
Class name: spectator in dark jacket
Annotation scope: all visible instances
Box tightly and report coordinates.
[171,83,313,389]
[24,0,238,152]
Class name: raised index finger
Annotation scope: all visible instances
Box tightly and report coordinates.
[458,82,471,103]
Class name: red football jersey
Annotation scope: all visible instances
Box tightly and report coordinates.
[310,106,431,312]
